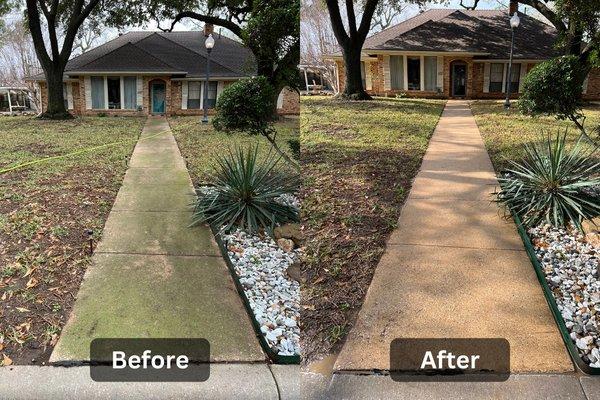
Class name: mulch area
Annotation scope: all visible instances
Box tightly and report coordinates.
[0,166,125,365]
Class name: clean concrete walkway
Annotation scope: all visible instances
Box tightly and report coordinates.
[335,101,573,373]
[51,117,263,363]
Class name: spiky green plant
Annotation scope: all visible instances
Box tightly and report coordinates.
[191,145,299,234]
[496,132,600,232]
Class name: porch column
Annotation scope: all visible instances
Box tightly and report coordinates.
[403,56,408,90]
[7,89,12,114]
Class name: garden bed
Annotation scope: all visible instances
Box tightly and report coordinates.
[0,116,144,365]
[171,117,301,362]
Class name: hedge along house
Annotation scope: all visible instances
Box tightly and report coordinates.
[327,9,600,100]
[28,25,299,116]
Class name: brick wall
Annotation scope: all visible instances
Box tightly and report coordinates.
[279,88,299,115]
[584,67,600,100]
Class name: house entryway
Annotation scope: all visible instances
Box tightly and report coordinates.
[150,81,166,114]
[451,61,467,97]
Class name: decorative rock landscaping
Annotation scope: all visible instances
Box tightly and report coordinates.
[222,229,301,356]
[530,224,600,368]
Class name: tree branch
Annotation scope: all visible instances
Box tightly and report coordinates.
[325,0,349,47]
[357,0,379,39]
[518,0,567,33]
[26,0,51,66]
[345,0,357,37]
[168,11,243,37]
[459,0,481,10]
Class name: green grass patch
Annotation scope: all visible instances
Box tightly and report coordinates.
[471,100,600,171]
[169,117,299,185]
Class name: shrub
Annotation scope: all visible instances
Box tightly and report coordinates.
[213,76,276,135]
[495,132,600,232]
[191,145,299,234]
[519,56,586,121]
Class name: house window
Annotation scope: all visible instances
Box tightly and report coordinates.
[107,77,121,109]
[489,63,504,93]
[123,77,137,109]
[407,57,420,90]
[204,81,218,108]
[390,55,404,90]
[424,56,437,91]
[506,63,521,93]
[187,81,201,109]
[360,62,366,89]
[91,76,105,109]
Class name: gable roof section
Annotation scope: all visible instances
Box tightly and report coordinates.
[68,42,184,73]
[62,31,256,78]
[363,9,559,59]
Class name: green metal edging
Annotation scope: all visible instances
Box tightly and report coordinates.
[211,225,301,365]
[508,209,600,375]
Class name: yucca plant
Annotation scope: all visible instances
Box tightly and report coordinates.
[191,145,299,235]
[495,131,600,232]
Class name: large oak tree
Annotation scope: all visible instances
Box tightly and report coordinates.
[25,0,102,119]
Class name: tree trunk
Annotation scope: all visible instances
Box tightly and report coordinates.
[340,43,371,100]
[42,66,72,119]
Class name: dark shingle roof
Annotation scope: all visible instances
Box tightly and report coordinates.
[362,9,559,59]
[63,31,256,78]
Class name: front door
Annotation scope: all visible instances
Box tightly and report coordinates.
[452,64,467,97]
[151,83,165,114]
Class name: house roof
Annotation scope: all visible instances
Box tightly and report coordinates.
[32,31,256,80]
[361,9,559,59]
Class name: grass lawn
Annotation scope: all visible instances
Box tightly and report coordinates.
[471,100,600,171]
[169,116,299,184]
[0,115,144,365]
[300,96,446,362]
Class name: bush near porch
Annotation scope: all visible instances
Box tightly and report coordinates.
[300,96,446,363]
[0,116,144,365]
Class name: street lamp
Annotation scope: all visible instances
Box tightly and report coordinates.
[202,33,215,124]
[504,12,520,110]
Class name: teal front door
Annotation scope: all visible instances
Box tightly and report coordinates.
[151,83,165,114]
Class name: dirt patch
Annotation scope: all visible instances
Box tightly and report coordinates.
[0,165,123,365]
[299,144,423,363]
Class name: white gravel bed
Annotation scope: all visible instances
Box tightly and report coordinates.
[222,229,301,357]
[530,224,599,367]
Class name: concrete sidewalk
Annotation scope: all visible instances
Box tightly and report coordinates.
[334,101,573,373]
[51,117,263,363]
[0,365,300,400]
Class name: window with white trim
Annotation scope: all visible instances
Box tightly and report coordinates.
[204,81,218,108]
[188,81,201,109]
[506,63,520,93]
[62,83,68,109]
[489,63,504,93]
[407,57,420,90]
[90,76,105,109]
[424,56,437,91]
[107,77,121,109]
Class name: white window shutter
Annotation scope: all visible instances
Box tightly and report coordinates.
[199,81,204,109]
[437,56,443,90]
[518,63,527,93]
[483,63,490,93]
[103,76,108,109]
[403,56,408,91]
[365,62,372,90]
[583,74,589,94]
[419,56,425,91]
[277,90,284,109]
[217,81,224,99]
[67,82,74,110]
[383,56,391,91]
[84,76,92,109]
[136,76,143,109]
[502,63,507,93]
[181,81,188,110]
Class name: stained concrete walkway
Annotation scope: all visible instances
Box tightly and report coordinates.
[335,101,573,373]
[51,117,263,363]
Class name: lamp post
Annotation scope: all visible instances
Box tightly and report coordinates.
[202,33,215,124]
[504,12,520,110]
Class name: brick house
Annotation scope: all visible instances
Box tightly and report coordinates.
[329,9,600,100]
[29,26,299,116]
